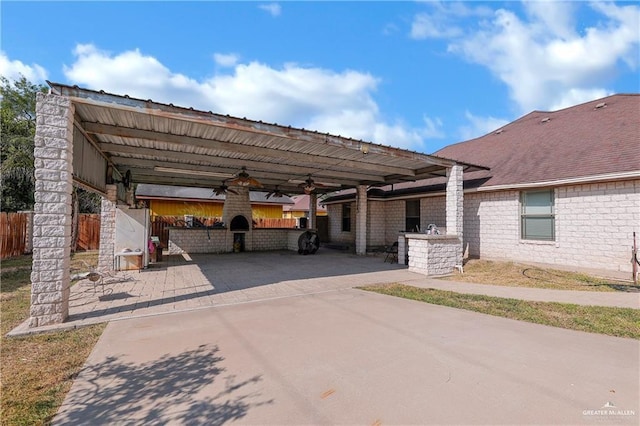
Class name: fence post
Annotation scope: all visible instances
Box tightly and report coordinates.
[18,210,34,254]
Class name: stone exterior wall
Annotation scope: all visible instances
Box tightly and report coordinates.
[168,228,305,254]
[462,180,639,273]
[384,200,404,245]
[421,197,446,234]
[252,229,288,251]
[30,93,75,327]
[367,200,386,247]
[327,203,355,245]
[169,229,230,254]
[327,178,638,273]
[407,235,461,276]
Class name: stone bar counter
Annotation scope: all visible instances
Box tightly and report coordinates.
[398,233,462,276]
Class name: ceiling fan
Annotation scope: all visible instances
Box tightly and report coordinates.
[299,175,326,194]
[213,180,238,196]
[114,169,132,190]
[228,167,263,188]
[265,186,291,199]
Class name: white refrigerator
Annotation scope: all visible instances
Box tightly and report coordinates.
[115,206,150,270]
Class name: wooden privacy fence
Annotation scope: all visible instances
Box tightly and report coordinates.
[0,212,101,259]
[0,212,27,259]
[253,218,297,229]
[77,214,101,251]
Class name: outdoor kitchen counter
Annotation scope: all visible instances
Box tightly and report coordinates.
[399,233,462,276]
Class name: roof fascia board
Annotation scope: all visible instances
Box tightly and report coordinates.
[477,171,640,191]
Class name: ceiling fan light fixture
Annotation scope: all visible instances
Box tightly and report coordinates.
[229,167,263,188]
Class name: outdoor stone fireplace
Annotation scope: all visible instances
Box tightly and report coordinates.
[167,185,307,254]
[222,186,253,251]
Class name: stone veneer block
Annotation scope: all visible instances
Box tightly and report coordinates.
[405,234,462,276]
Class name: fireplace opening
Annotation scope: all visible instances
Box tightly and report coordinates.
[230,215,250,231]
[233,233,245,252]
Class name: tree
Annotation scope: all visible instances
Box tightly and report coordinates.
[1,75,101,213]
[0,75,44,211]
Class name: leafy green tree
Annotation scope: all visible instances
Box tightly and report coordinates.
[0,76,44,211]
[1,75,101,213]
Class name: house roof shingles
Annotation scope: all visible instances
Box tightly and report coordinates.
[435,94,639,187]
[323,94,639,203]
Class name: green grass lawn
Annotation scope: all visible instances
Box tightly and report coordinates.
[361,283,640,339]
[1,252,105,426]
[441,259,638,292]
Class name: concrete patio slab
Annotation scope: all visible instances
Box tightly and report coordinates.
[53,288,639,425]
[9,250,639,337]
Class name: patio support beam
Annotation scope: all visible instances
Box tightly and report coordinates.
[355,185,368,255]
[98,185,118,273]
[30,93,75,327]
[446,164,464,265]
[308,193,317,230]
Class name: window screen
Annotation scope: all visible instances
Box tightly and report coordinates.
[521,190,555,240]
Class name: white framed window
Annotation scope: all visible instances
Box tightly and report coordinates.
[520,189,555,241]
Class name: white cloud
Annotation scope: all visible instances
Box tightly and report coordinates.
[62,43,436,151]
[410,1,492,40]
[411,13,462,39]
[458,111,509,141]
[442,2,640,113]
[213,53,240,67]
[522,0,577,40]
[0,51,48,83]
[258,3,281,17]
[63,44,205,108]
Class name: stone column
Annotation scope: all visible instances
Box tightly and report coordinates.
[398,235,407,265]
[355,185,368,255]
[30,93,74,327]
[308,193,317,230]
[98,184,118,273]
[446,164,464,265]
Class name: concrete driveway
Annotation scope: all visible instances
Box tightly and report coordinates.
[54,287,639,425]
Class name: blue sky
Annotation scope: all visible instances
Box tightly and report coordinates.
[1,1,638,153]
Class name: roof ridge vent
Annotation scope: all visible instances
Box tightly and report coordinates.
[595,102,607,109]
[495,128,504,134]
[541,117,551,123]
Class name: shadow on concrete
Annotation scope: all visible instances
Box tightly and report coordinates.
[189,249,407,292]
[52,344,273,425]
[66,289,220,322]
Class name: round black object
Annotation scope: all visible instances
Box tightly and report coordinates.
[297,230,320,255]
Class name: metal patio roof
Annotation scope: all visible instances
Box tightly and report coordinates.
[49,82,488,195]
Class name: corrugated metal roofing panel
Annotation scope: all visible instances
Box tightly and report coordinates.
[55,82,488,193]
